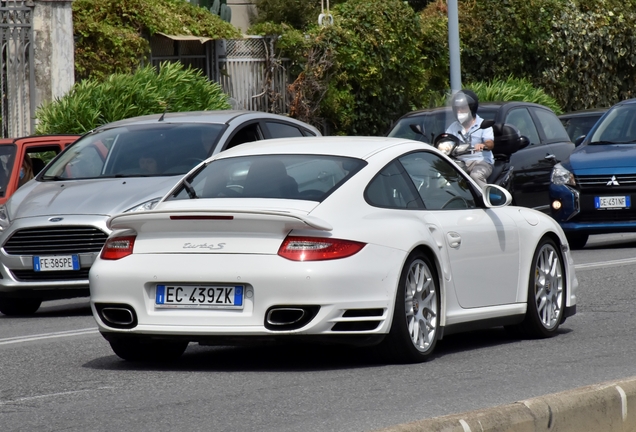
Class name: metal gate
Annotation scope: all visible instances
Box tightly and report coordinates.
[216,36,291,113]
[0,0,34,138]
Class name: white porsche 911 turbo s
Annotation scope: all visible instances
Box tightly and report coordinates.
[89,136,578,363]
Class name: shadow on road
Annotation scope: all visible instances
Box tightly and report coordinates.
[84,342,385,372]
[432,326,573,358]
[83,325,572,373]
[0,300,92,319]
[35,301,92,318]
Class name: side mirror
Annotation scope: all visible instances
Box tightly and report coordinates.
[518,136,530,150]
[483,184,513,207]
[409,123,425,136]
[574,135,585,147]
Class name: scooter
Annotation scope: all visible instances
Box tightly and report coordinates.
[410,120,528,193]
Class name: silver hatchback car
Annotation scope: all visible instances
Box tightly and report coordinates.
[0,110,320,315]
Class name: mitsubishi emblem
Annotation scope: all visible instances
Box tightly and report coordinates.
[606,176,620,186]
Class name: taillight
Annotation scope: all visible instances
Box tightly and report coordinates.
[278,236,366,261]
[100,235,136,260]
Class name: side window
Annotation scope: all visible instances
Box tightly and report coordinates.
[400,151,476,210]
[365,161,423,209]
[266,122,304,138]
[532,108,571,142]
[26,145,64,175]
[225,124,263,149]
[505,108,541,146]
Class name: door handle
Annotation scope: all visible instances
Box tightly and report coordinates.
[544,153,556,162]
[446,232,462,248]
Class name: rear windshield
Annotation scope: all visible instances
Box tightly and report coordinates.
[169,154,367,202]
[41,123,224,180]
[589,105,636,144]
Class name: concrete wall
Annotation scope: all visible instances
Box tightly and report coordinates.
[228,1,255,33]
[32,0,74,122]
[374,376,636,432]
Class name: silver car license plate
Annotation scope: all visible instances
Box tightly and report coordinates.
[33,255,80,271]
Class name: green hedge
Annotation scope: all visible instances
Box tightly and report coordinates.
[35,62,231,135]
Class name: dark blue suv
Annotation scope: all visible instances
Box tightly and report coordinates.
[550,99,636,248]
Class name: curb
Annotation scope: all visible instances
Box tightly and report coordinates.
[373,376,636,432]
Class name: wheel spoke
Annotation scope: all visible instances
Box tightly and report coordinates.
[533,243,564,330]
[401,258,438,353]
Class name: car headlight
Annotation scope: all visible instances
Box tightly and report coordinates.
[551,163,576,186]
[124,197,162,213]
[0,204,9,231]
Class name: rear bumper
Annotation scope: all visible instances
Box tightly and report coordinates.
[89,246,406,337]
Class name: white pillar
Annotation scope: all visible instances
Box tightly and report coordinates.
[32,0,74,120]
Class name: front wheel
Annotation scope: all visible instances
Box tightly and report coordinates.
[519,238,565,338]
[109,337,189,362]
[379,252,440,363]
[0,298,42,316]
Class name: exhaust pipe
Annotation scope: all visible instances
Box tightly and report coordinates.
[101,307,135,326]
[266,307,306,326]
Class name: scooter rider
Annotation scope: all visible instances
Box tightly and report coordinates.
[445,89,495,189]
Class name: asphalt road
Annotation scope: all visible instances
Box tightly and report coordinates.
[2,233,636,432]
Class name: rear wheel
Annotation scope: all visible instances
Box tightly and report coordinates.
[0,298,42,316]
[380,252,440,363]
[566,233,588,250]
[519,238,565,338]
[109,337,189,362]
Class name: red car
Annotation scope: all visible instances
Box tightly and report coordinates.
[0,135,79,205]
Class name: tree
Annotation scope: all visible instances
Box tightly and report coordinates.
[73,0,241,81]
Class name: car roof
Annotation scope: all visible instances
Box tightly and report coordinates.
[212,136,425,160]
[397,101,555,119]
[95,110,315,130]
[479,101,554,111]
[615,98,636,106]
[558,108,608,119]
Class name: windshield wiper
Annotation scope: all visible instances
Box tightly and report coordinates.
[183,179,198,199]
[588,140,633,145]
[41,175,66,181]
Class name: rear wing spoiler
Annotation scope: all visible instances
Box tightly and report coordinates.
[107,209,333,232]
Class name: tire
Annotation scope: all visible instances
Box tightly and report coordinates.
[0,298,42,316]
[380,252,440,363]
[566,233,588,250]
[519,238,565,338]
[109,337,188,362]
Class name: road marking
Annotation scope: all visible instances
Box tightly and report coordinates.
[574,257,636,270]
[0,387,113,406]
[0,328,98,346]
[616,385,627,421]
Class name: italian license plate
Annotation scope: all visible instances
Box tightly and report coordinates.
[33,255,80,272]
[155,285,244,309]
[595,196,630,209]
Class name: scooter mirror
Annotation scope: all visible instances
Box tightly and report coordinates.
[480,119,495,129]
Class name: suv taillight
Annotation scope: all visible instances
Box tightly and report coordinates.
[101,235,136,260]
[278,236,365,261]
